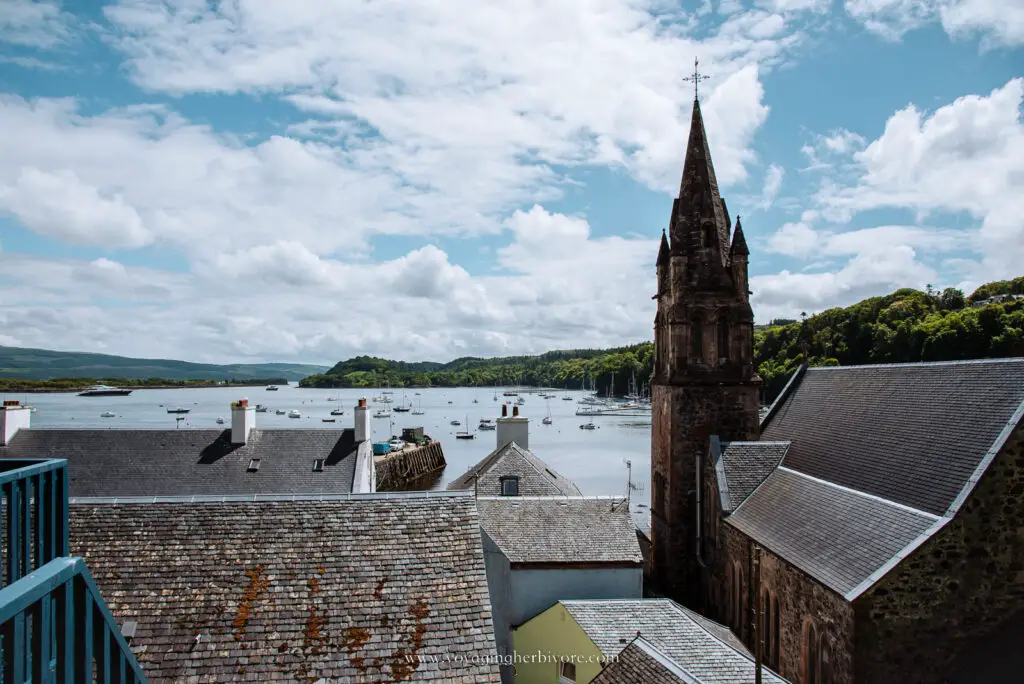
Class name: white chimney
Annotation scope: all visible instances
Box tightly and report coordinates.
[231,399,255,445]
[1,401,31,446]
[496,404,529,450]
[354,398,370,443]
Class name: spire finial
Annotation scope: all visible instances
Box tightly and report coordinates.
[682,57,710,101]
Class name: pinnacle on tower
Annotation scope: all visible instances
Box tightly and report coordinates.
[730,216,749,256]
[657,229,671,267]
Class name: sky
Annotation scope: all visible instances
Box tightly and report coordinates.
[0,0,1021,365]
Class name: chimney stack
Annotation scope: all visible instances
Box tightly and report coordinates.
[0,400,31,446]
[354,398,370,443]
[496,404,529,450]
[231,399,255,445]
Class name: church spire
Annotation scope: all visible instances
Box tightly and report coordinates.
[730,216,749,256]
[670,92,731,267]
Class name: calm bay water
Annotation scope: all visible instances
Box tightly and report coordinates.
[6,384,652,526]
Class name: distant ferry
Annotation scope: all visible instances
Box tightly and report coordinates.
[78,384,133,397]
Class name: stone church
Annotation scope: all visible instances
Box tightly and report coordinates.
[650,95,1024,684]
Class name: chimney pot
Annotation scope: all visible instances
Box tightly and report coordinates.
[502,404,508,417]
[358,398,367,408]
[231,400,255,445]
[513,406,519,417]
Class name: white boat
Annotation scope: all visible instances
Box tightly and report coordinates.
[101,411,115,418]
[288,410,301,419]
[266,385,279,391]
[543,399,553,425]
[411,397,425,416]
[79,384,132,397]
[579,422,597,430]
[255,404,268,413]
[478,421,496,431]
[216,417,225,425]
[275,409,287,415]
[373,409,391,418]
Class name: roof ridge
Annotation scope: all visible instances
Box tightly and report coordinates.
[807,357,1024,371]
[477,495,626,501]
[777,466,941,521]
[629,636,701,684]
[720,440,791,446]
[70,490,474,504]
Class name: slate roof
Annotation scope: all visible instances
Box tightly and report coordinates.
[591,636,698,684]
[761,359,1024,516]
[475,497,642,566]
[69,492,501,682]
[714,440,789,512]
[726,467,940,598]
[446,441,581,496]
[0,428,358,496]
[562,599,789,684]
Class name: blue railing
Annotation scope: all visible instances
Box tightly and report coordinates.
[2,459,69,588]
[0,459,147,683]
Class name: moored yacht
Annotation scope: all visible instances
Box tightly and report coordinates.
[78,384,132,397]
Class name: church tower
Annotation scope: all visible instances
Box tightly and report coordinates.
[651,89,761,609]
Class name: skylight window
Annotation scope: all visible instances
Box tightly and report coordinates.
[247,458,260,472]
[313,459,324,472]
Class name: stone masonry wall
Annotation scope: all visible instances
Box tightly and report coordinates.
[374,442,446,491]
[854,422,1024,684]
[715,523,855,684]
[650,383,759,608]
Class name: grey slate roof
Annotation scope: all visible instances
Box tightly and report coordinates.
[726,467,940,597]
[69,492,500,682]
[562,599,789,684]
[446,441,582,496]
[591,637,698,684]
[761,359,1024,516]
[0,428,358,496]
[714,440,789,512]
[476,497,642,566]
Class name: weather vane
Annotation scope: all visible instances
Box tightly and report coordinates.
[682,57,710,101]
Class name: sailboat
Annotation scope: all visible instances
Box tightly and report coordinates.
[542,399,553,425]
[393,392,412,413]
[411,396,425,416]
[455,415,475,439]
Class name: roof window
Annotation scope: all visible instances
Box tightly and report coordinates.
[247,458,260,472]
[500,476,520,496]
[313,459,324,472]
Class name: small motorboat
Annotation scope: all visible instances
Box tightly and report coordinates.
[373,409,391,418]
[330,408,345,416]
[579,422,597,430]
[216,417,225,425]
[275,409,287,415]
[266,385,279,391]
[450,420,461,426]
[288,410,301,419]
[478,422,496,431]
[101,411,115,418]
[542,416,553,425]
[255,404,268,413]
[166,407,190,414]
[322,418,336,423]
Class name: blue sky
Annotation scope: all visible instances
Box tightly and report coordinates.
[0,0,1021,364]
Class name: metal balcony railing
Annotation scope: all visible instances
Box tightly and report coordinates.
[0,459,147,682]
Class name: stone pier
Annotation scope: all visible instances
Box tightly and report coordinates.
[374,441,447,491]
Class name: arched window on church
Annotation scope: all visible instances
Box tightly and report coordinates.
[717,317,729,362]
[725,564,733,628]
[771,594,780,670]
[691,317,703,361]
[803,619,819,684]
[761,587,772,668]
[820,636,832,684]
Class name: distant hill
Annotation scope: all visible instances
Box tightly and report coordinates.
[0,346,329,382]
[303,277,1024,404]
